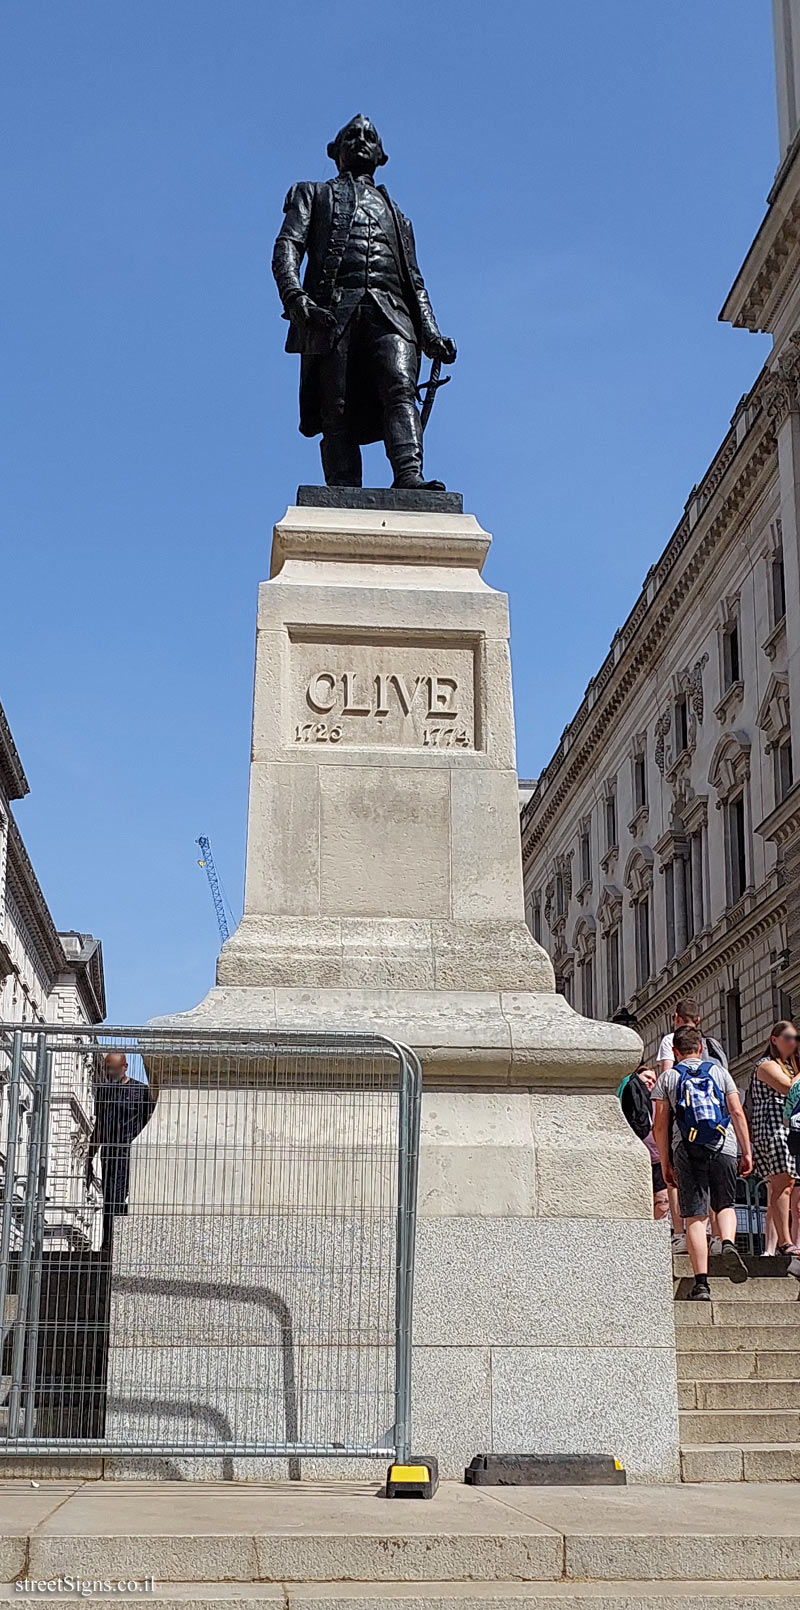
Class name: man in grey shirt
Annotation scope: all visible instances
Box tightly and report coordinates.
[653,1024,753,1300]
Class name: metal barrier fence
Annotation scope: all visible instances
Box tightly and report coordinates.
[0,1024,422,1470]
[736,1175,768,1255]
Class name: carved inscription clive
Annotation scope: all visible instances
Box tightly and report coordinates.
[288,635,477,750]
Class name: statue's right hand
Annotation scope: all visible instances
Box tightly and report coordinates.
[291,295,336,334]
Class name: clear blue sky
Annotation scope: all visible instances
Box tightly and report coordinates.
[1,0,776,1023]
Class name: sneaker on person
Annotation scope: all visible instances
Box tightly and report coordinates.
[672,1232,688,1254]
[720,1237,749,1284]
[689,1276,711,1300]
[708,1236,723,1256]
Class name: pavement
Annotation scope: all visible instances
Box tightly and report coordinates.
[1,1480,800,1606]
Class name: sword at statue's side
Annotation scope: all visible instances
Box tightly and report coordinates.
[417,356,451,433]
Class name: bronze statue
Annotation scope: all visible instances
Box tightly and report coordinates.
[272,115,456,490]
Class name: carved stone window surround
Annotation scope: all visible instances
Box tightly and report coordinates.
[624,847,655,904]
[762,615,787,662]
[600,844,619,875]
[709,731,752,802]
[714,679,745,724]
[573,916,597,960]
[575,879,592,908]
[665,747,692,786]
[681,794,709,835]
[628,804,650,839]
[654,827,689,865]
[597,885,624,938]
[757,673,791,752]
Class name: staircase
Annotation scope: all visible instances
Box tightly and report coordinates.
[676,1252,800,1480]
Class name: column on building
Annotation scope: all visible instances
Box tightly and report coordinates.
[774,0,800,160]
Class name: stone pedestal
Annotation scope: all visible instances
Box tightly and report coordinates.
[130,502,679,1483]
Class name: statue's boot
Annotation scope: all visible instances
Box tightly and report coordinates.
[386,407,445,492]
[320,429,362,488]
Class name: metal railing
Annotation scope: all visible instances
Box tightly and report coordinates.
[0,1025,422,1470]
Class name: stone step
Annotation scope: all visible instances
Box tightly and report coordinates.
[5,1482,800,1586]
[675,1301,800,1328]
[676,1324,800,1351]
[677,1349,800,1380]
[681,1442,800,1482]
[679,1379,800,1410]
[4,1585,800,1609]
[681,1408,800,1444]
[673,1254,795,1283]
[674,1273,800,1301]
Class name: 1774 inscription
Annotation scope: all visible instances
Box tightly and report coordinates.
[288,639,477,751]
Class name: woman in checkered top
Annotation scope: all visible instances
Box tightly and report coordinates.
[748,1021,800,1256]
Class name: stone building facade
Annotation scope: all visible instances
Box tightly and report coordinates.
[0,699,106,1249]
[520,0,800,1079]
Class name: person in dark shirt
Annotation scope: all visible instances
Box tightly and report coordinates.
[87,1051,155,1245]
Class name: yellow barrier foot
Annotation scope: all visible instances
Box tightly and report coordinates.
[386,1455,439,1498]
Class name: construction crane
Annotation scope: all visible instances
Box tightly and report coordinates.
[196,836,230,943]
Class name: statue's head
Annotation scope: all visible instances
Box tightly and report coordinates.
[327,115,387,178]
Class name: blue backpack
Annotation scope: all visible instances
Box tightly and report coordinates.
[674,1060,730,1152]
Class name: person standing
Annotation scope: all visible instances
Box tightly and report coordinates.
[653,1024,752,1300]
[86,1051,155,1248]
[748,1022,800,1257]
[657,997,728,1073]
[657,997,728,1253]
[619,1062,670,1221]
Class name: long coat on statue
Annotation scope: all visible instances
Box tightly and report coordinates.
[272,173,443,444]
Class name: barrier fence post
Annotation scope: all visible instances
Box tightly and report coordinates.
[23,1046,52,1435]
[0,1029,24,1350]
[7,1032,48,1437]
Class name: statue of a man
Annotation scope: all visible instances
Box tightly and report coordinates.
[272,114,456,490]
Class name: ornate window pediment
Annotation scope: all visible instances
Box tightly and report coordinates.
[597,883,623,936]
[572,915,596,960]
[623,846,654,904]
[709,730,751,803]
[757,674,791,753]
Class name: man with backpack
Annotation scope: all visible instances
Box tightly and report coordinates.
[653,1024,753,1299]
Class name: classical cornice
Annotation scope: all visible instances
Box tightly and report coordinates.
[5,815,66,984]
[720,137,800,334]
[0,702,28,804]
[521,367,777,862]
[4,824,106,1017]
[58,932,107,1023]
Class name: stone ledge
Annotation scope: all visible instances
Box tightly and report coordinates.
[151,986,641,1092]
[271,506,491,576]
